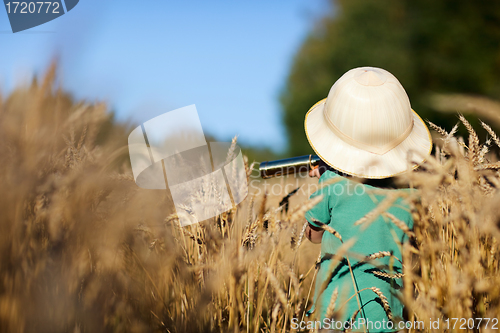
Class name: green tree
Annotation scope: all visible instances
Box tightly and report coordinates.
[281,0,500,156]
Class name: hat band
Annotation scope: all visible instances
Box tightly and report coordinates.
[323,107,414,155]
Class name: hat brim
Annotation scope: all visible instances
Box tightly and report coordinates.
[304,99,433,179]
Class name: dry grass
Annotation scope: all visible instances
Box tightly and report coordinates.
[0,65,499,332]
[430,93,500,128]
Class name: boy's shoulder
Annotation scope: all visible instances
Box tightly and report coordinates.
[318,170,413,202]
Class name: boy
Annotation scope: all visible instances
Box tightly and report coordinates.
[303,67,432,332]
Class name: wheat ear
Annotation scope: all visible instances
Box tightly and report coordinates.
[311,218,342,242]
[372,271,404,279]
[383,212,415,237]
[481,120,500,149]
[295,221,308,249]
[362,251,403,264]
[475,162,500,171]
[344,308,362,332]
[459,114,480,166]
[325,287,339,319]
[371,287,393,321]
[427,120,449,137]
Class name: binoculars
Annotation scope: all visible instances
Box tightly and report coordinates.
[259,155,322,179]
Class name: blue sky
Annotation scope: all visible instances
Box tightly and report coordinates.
[0,0,331,152]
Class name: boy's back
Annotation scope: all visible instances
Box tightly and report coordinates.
[306,171,413,332]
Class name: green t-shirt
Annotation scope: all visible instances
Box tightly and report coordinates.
[305,171,413,333]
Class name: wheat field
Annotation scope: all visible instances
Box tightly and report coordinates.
[0,65,499,332]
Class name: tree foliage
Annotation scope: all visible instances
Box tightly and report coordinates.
[281,0,500,155]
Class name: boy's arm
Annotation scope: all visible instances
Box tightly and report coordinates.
[306,161,330,244]
[305,222,324,244]
[305,164,328,244]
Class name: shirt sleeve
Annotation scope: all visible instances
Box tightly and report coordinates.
[305,172,340,228]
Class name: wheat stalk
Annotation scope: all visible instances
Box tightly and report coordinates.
[353,193,399,230]
[287,194,323,224]
[266,267,288,308]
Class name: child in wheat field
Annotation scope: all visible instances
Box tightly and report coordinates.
[303,67,432,332]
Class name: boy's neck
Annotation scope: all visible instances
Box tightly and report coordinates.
[319,160,401,189]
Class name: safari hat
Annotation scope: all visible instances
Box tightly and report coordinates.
[304,67,432,179]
